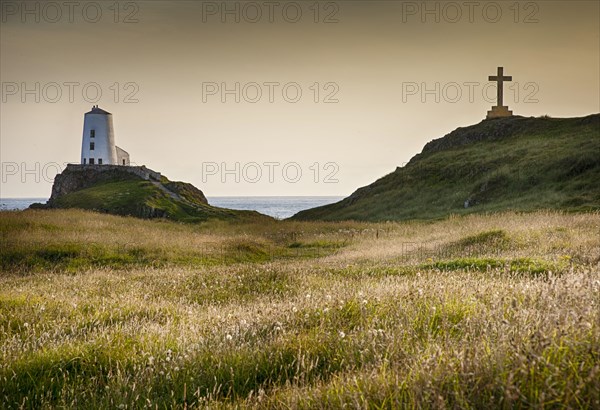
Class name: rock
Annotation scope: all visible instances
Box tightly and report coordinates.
[48,164,164,205]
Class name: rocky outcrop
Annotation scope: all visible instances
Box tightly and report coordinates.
[421,115,529,154]
[48,164,165,205]
[46,164,208,209]
[34,164,269,223]
[162,181,208,205]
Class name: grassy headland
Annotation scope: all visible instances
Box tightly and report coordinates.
[293,114,600,221]
[41,165,270,224]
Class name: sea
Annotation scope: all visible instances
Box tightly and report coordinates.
[0,196,343,220]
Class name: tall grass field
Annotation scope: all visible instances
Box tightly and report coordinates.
[1,209,599,408]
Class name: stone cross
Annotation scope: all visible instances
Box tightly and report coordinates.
[489,66,512,107]
[486,66,513,119]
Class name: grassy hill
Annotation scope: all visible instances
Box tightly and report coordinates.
[293,114,600,221]
[38,165,271,223]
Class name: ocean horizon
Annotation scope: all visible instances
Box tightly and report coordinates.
[0,196,344,219]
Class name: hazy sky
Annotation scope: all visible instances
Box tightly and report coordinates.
[1,0,599,198]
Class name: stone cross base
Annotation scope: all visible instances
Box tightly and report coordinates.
[486,106,513,119]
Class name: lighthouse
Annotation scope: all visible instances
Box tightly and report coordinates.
[81,105,130,166]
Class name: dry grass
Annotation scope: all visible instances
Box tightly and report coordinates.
[1,209,599,408]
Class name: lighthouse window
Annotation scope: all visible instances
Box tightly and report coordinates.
[89,158,95,165]
[90,130,95,138]
[90,142,95,150]
[98,158,103,165]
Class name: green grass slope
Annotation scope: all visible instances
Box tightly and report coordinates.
[293,114,600,221]
[44,170,270,224]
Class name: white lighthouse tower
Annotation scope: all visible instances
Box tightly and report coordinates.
[81,105,129,166]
